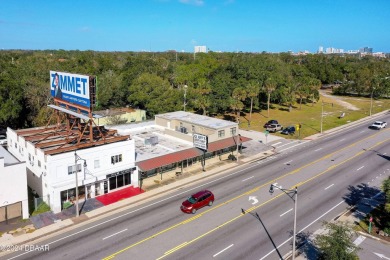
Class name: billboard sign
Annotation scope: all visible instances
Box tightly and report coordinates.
[50,71,91,108]
[193,133,208,150]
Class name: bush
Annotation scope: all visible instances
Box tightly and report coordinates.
[31,202,51,216]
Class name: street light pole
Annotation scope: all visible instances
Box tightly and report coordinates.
[183,85,188,111]
[269,184,298,260]
[369,87,375,116]
[320,101,323,134]
[74,151,87,217]
[74,151,79,217]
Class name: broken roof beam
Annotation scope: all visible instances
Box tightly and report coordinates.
[43,135,131,155]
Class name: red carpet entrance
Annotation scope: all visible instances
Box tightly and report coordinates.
[96,186,144,206]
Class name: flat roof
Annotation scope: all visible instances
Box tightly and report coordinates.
[155,111,237,130]
[0,146,19,165]
[107,121,194,162]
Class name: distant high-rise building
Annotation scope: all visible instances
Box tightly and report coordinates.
[194,46,207,53]
[318,46,324,53]
[359,47,373,53]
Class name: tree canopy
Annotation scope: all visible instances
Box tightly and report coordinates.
[0,50,389,129]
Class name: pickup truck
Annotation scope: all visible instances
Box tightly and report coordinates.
[369,121,387,130]
[266,124,283,133]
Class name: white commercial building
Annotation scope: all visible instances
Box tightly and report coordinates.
[194,46,207,53]
[0,146,29,221]
[7,127,138,214]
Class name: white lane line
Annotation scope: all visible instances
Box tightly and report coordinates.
[339,138,345,142]
[11,160,279,260]
[356,166,364,171]
[359,130,365,134]
[280,208,293,217]
[279,141,308,152]
[213,244,234,257]
[103,229,128,240]
[242,176,254,182]
[314,148,322,152]
[284,160,293,165]
[260,200,345,260]
[324,184,334,190]
[273,141,283,146]
[276,140,299,148]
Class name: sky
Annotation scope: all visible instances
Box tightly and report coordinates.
[1,0,390,53]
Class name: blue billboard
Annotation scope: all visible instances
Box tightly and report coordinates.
[50,71,91,108]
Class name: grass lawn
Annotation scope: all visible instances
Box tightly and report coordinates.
[236,94,390,139]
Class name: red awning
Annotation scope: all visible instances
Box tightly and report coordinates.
[137,135,252,172]
[137,148,202,172]
[207,135,251,152]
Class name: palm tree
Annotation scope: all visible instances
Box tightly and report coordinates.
[231,87,247,124]
[263,78,277,117]
[246,81,260,126]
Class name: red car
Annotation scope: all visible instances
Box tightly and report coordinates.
[180,190,214,214]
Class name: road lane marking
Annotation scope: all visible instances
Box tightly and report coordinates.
[280,208,293,217]
[324,184,334,190]
[154,138,389,260]
[279,141,308,152]
[103,229,128,240]
[340,138,345,142]
[260,200,345,260]
[314,148,322,152]
[356,166,364,171]
[100,133,390,260]
[273,142,282,146]
[284,160,293,165]
[213,244,234,257]
[242,176,254,182]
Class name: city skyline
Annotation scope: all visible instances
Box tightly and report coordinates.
[1,0,389,53]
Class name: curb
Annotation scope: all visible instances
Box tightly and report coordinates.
[0,149,275,256]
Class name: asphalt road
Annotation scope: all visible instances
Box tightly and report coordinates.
[3,114,390,260]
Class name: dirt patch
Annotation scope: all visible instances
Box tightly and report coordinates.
[319,90,360,111]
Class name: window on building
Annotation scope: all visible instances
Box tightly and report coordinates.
[111,154,123,164]
[68,164,82,175]
[230,127,237,136]
[192,125,195,133]
[218,130,225,138]
[28,153,31,161]
[38,160,41,168]
[94,159,100,169]
[15,143,17,148]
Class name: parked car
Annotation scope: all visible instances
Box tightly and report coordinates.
[263,120,279,128]
[181,190,214,214]
[0,135,7,145]
[369,121,387,130]
[266,124,283,133]
[281,126,296,135]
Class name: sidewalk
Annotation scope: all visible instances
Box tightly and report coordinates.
[293,182,388,259]
[1,111,388,257]
[0,137,277,256]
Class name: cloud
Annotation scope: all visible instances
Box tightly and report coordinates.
[179,0,204,6]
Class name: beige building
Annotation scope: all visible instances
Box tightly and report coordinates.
[94,107,146,126]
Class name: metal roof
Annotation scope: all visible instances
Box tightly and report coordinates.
[136,135,251,172]
[155,111,237,130]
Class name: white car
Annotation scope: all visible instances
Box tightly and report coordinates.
[0,135,7,145]
[369,121,387,130]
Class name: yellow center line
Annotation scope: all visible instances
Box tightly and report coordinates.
[103,132,389,260]
[156,138,389,259]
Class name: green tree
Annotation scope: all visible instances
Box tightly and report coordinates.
[382,177,390,214]
[315,222,360,260]
[246,81,260,126]
[231,87,247,123]
[263,77,277,117]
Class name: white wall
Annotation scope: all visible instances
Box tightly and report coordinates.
[7,127,139,214]
[0,157,29,219]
